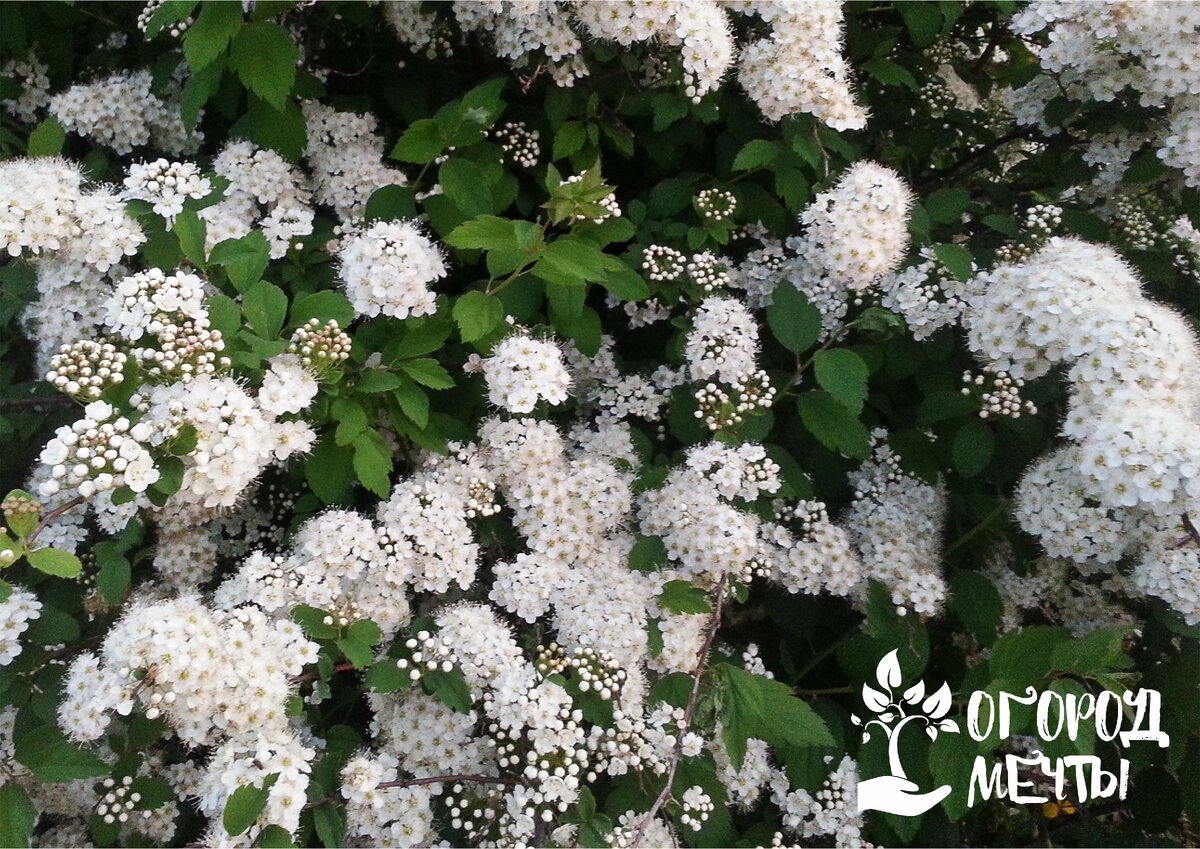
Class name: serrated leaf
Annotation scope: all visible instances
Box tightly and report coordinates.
[732,139,779,171]
[223,774,278,836]
[934,243,974,282]
[925,188,970,224]
[182,1,243,69]
[27,116,65,158]
[951,420,993,478]
[355,369,404,394]
[210,231,269,291]
[440,158,494,217]
[242,281,288,339]
[422,667,472,713]
[289,290,355,329]
[352,429,393,497]
[657,580,710,615]
[399,358,454,390]
[453,290,506,342]
[0,784,36,848]
[227,22,297,111]
[796,391,870,459]
[14,726,109,782]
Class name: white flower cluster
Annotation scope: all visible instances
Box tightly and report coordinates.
[736,1,868,129]
[761,499,864,598]
[1,52,50,122]
[200,140,314,258]
[482,334,572,414]
[338,219,447,319]
[576,0,735,101]
[565,337,675,424]
[1009,1,1200,186]
[773,755,866,847]
[844,438,948,616]
[138,369,317,509]
[36,400,158,499]
[685,297,761,384]
[48,70,201,156]
[0,587,42,666]
[879,246,979,340]
[46,339,127,402]
[122,158,210,224]
[492,121,541,168]
[639,442,781,589]
[59,597,318,839]
[965,237,1200,622]
[453,0,587,87]
[303,101,409,221]
[103,267,206,341]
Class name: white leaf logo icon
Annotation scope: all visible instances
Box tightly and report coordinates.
[877,649,903,690]
[922,682,952,720]
[903,679,925,705]
[862,683,890,713]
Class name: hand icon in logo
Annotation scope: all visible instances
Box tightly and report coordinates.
[853,650,959,817]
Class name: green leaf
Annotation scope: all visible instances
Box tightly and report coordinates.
[364,184,417,223]
[446,216,527,251]
[535,238,607,286]
[312,802,346,849]
[422,667,473,713]
[181,58,224,132]
[94,542,131,604]
[657,580,710,615]
[182,1,243,69]
[392,382,430,429]
[812,349,870,414]
[864,57,919,91]
[1,785,43,849]
[596,255,650,301]
[347,619,382,647]
[223,774,279,836]
[389,118,443,164]
[796,391,871,459]
[291,604,338,640]
[934,243,974,281]
[1049,626,1134,675]
[26,547,82,579]
[988,626,1070,686]
[306,437,354,504]
[651,92,689,132]
[290,290,354,330]
[766,283,822,354]
[951,420,994,478]
[257,825,296,848]
[898,1,943,47]
[173,210,207,267]
[552,121,587,160]
[242,281,289,339]
[440,159,495,217]
[925,188,970,224]
[355,369,404,394]
[732,139,779,171]
[947,570,1002,646]
[352,429,393,497]
[716,664,834,770]
[453,291,506,343]
[3,490,39,538]
[210,231,269,291]
[27,116,65,157]
[399,358,454,390]
[336,635,374,669]
[365,658,410,693]
[0,784,35,848]
[14,726,109,782]
[227,22,297,111]
[628,536,666,573]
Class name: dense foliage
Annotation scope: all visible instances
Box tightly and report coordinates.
[0,2,1198,848]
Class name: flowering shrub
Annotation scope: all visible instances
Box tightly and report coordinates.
[0,2,1197,848]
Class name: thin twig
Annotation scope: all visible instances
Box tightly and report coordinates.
[0,395,74,410]
[291,661,356,685]
[1182,512,1200,548]
[27,496,86,545]
[376,773,522,790]
[629,574,728,847]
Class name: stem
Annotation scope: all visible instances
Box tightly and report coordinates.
[629,575,728,847]
[291,662,356,685]
[376,773,522,790]
[795,685,852,697]
[943,503,1008,558]
[1181,512,1200,548]
[0,395,74,410]
[27,496,86,545]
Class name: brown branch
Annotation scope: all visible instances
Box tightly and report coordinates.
[290,661,356,685]
[1182,513,1200,548]
[630,574,729,847]
[971,23,1003,74]
[0,395,74,410]
[27,496,86,545]
[917,127,1035,189]
[376,773,522,790]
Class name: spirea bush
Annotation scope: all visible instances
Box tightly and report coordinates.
[0,2,1197,848]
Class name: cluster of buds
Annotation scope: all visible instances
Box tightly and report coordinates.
[693,369,776,431]
[441,783,502,843]
[47,340,128,402]
[774,498,831,537]
[535,643,626,700]
[679,785,714,831]
[37,401,159,499]
[695,188,736,223]
[287,318,352,379]
[492,121,541,168]
[919,77,956,117]
[135,316,228,384]
[137,0,193,37]
[94,776,152,825]
[1023,203,1062,240]
[851,439,905,501]
[122,158,211,222]
[686,252,731,292]
[642,245,686,282]
[394,629,456,682]
[962,369,1037,419]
